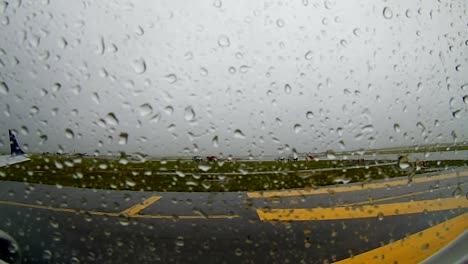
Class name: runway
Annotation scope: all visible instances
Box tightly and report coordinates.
[0,169,467,263]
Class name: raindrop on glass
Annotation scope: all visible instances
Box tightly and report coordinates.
[452,110,462,119]
[276,19,285,28]
[217,35,230,47]
[198,165,211,172]
[0,81,8,95]
[92,92,100,104]
[382,7,393,19]
[212,136,219,148]
[165,74,177,84]
[119,133,128,145]
[213,0,222,8]
[139,103,153,117]
[398,156,410,170]
[65,128,74,139]
[106,113,119,126]
[284,84,292,94]
[234,129,245,139]
[294,124,302,134]
[132,58,147,74]
[184,106,196,121]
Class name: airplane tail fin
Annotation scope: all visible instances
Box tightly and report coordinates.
[9,130,26,156]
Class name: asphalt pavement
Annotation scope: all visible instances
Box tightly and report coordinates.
[0,169,467,263]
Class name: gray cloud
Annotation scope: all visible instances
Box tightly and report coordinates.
[0,0,467,156]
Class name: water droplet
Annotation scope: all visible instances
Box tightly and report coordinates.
[239,65,250,73]
[212,136,219,148]
[184,106,195,121]
[304,51,313,60]
[65,128,74,139]
[52,83,61,92]
[184,52,193,60]
[139,103,153,116]
[463,95,468,105]
[294,124,302,134]
[42,250,52,260]
[165,74,177,84]
[72,85,82,95]
[164,106,174,115]
[175,236,184,247]
[377,212,384,221]
[119,133,128,145]
[398,156,410,170]
[421,243,429,251]
[125,178,135,187]
[284,84,292,94]
[198,165,211,172]
[30,106,39,115]
[352,28,360,37]
[452,110,462,119]
[49,219,59,228]
[234,248,243,256]
[405,9,412,18]
[217,35,230,47]
[118,216,130,226]
[452,186,462,198]
[382,7,393,19]
[339,39,348,47]
[326,151,336,160]
[132,58,146,74]
[213,0,222,8]
[92,92,100,104]
[106,113,119,126]
[276,19,285,27]
[228,66,236,74]
[234,129,245,139]
[135,26,144,36]
[462,83,468,91]
[393,124,400,133]
[0,81,8,95]
[306,111,314,119]
[200,67,208,76]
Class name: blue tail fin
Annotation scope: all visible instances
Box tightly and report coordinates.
[9,130,25,156]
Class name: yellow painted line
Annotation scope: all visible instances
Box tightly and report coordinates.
[248,171,468,198]
[0,198,238,220]
[340,182,468,207]
[333,212,468,264]
[120,196,162,216]
[0,200,119,217]
[256,197,468,221]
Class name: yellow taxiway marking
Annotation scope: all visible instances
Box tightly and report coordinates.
[333,212,468,264]
[247,171,468,198]
[256,197,468,221]
[120,196,162,216]
[0,200,119,217]
[340,182,468,207]
[0,198,237,219]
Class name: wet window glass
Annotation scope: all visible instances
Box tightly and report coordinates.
[0,0,467,263]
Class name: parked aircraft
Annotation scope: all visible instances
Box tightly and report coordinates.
[0,130,31,168]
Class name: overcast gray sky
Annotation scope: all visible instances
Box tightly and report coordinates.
[0,0,467,157]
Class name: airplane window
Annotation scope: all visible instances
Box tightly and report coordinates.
[0,0,467,263]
